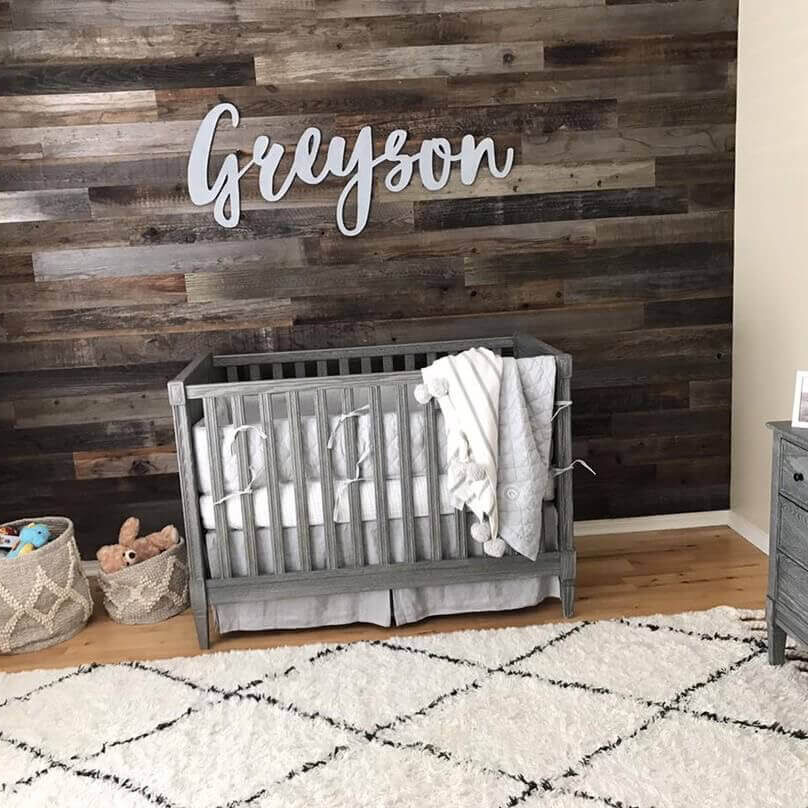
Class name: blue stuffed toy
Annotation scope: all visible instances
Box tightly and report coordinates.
[6,523,51,559]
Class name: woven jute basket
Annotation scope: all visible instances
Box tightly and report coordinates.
[0,517,93,654]
[97,539,189,624]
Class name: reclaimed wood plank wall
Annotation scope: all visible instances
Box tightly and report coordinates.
[0,0,737,556]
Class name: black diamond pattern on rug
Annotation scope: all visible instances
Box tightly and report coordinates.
[0,607,805,808]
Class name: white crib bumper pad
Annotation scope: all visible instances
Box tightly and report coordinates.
[199,473,452,531]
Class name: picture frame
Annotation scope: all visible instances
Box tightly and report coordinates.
[792,370,808,428]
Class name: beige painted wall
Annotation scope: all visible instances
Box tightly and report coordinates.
[732,0,808,533]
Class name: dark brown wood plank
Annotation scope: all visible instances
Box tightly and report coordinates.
[0,253,34,284]
[337,99,618,139]
[0,60,255,95]
[618,92,736,127]
[414,187,689,231]
[544,32,736,67]
[465,241,732,285]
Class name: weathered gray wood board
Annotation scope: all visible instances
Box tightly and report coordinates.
[0,0,737,555]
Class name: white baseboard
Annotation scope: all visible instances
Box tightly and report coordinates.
[574,510,731,536]
[727,511,769,554]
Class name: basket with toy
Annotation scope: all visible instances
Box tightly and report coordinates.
[0,517,93,654]
[96,517,189,624]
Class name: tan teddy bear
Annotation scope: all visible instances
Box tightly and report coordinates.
[96,517,179,574]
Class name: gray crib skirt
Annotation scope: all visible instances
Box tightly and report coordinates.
[209,506,559,633]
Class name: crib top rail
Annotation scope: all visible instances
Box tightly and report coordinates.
[174,333,571,402]
[213,336,517,366]
[185,370,423,400]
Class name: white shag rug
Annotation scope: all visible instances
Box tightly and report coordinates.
[0,607,806,808]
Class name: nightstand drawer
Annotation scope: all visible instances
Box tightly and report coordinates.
[780,440,808,508]
[778,554,808,616]
[778,497,808,570]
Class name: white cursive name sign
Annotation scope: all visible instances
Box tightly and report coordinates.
[187,103,514,237]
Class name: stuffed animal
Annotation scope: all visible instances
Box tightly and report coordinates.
[96,517,179,574]
[6,523,51,559]
[0,525,18,551]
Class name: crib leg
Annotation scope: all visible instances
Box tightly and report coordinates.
[561,580,575,618]
[190,580,210,649]
[559,549,576,618]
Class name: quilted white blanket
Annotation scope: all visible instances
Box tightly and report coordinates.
[419,350,556,560]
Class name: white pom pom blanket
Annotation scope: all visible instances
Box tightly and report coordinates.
[420,347,504,549]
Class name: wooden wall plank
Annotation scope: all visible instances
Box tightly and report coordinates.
[73,447,177,480]
[0,60,256,95]
[0,0,738,553]
[10,0,313,28]
[544,31,736,68]
[14,391,172,428]
[0,189,90,224]
[185,257,463,302]
[1,114,335,162]
[256,42,543,84]
[32,237,310,280]
[0,275,187,312]
[0,328,278,372]
[521,124,734,164]
[0,91,158,128]
[2,299,295,340]
[413,187,687,231]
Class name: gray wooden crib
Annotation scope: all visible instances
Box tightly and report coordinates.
[168,334,574,648]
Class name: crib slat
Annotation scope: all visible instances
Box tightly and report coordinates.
[259,393,285,575]
[202,396,232,579]
[272,363,283,380]
[341,387,364,567]
[248,364,261,381]
[339,357,349,375]
[424,397,442,561]
[316,360,328,377]
[397,385,416,563]
[226,366,238,382]
[404,354,415,371]
[382,356,393,373]
[230,395,258,576]
[453,507,467,559]
[369,385,390,565]
[426,352,437,365]
[287,391,311,572]
[360,357,372,374]
[315,389,338,569]
[294,361,306,378]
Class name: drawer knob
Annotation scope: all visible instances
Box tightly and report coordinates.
[795,472,805,483]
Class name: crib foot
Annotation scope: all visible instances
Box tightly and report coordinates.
[560,580,575,618]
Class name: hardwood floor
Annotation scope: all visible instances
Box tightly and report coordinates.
[0,526,767,674]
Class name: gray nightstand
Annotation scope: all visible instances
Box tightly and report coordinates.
[766,422,808,664]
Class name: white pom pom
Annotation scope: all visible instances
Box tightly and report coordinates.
[470,520,491,543]
[465,462,486,482]
[427,377,449,399]
[484,537,507,557]
[413,383,432,405]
